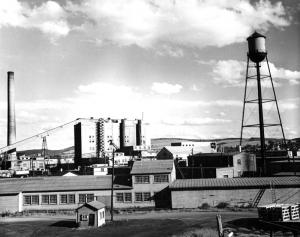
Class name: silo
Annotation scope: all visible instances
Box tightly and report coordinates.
[7,71,16,146]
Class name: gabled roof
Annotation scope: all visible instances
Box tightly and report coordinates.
[170,176,300,190]
[130,160,174,174]
[0,175,131,195]
[76,200,105,211]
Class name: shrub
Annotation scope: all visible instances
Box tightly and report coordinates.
[216,202,229,209]
[200,203,210,209]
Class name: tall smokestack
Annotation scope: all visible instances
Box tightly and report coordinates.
[7,71,16,146]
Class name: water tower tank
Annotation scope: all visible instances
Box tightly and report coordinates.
[247,31,267,63]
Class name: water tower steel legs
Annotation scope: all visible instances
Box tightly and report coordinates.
[266,56,287,151]
[240,55,287,176]
[255,61,266,176]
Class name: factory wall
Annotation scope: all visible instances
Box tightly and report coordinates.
[171,187,300,209]
[0,193,20,213]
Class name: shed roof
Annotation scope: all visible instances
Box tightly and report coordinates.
[170,176,300,190]
[76,200,105,211]
[130,159,174,174]
[0,175,131,195]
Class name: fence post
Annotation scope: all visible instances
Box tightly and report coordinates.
[216,214,223,237]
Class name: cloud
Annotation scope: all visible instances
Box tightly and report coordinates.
[0,0,291,46]
[67,0,290,48]
[0,0,70,39]
[209,60,300,87]
[191,84,201,91]
[156,44,184,58]
[151,82,182,95]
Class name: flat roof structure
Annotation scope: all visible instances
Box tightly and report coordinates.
[170,176,300,190]
[130,160,174,174]
[0,175,131,195]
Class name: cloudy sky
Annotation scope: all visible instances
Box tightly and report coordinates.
[0,0,299,149]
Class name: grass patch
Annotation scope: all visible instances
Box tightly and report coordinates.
[173,228,218,237]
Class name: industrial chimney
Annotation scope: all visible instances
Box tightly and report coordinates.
[7,71,16,146]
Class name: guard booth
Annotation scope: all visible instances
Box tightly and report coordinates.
[76,200,106,228]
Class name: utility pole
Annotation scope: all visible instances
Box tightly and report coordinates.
[109,140,118,222]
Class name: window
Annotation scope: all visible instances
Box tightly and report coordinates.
[87,194,94,202]
[135,192,151,202]
[60,194,75,204]
[116,193,132,202]
[143,192,151,201]
[79,194,94,203]
[42,195,49,204]
[116,193,124,202]
[79,194,86,203]
[31,195,39,205]
[237,159,241,165]
[69,194,75,204]
[154,174,169,183]
[60,194,67,204]
[50,195,57,204]
[80,214,88,221]
[135,175,150,183]
[135,192,143,202]
[24,195,31,205]
[124,193,132,202]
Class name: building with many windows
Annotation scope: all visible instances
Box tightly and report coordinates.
[0,160,176,212]
[129,159,176,207]
[74,118,151,165]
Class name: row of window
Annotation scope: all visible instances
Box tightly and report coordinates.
[135,174,169,184]
[116,192,151,202]
[24,194,93,205]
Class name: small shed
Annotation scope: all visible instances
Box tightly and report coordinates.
[76,200,105,228]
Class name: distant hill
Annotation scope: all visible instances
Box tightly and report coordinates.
[18,146,74,156]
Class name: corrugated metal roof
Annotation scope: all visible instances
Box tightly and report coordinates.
[0,175,131,195]
[130,160,174,174]
[170,177,300,190]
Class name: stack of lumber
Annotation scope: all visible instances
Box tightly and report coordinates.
[258,204,300,222]
[289,204,299,220]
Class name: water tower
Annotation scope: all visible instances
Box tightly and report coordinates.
[240,32,286,176]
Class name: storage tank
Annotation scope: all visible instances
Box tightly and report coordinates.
[247,31,267,63]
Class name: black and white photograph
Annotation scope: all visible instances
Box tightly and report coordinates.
[0,0,299,236]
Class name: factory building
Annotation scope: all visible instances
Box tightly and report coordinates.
[130,160,176,208]
[74,118,151,165]
[156,145,216,166]
[186,152,256,178]
[0,160,175,212]
[170,176,300,209]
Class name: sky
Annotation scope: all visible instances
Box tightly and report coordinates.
[0,0,299,149]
